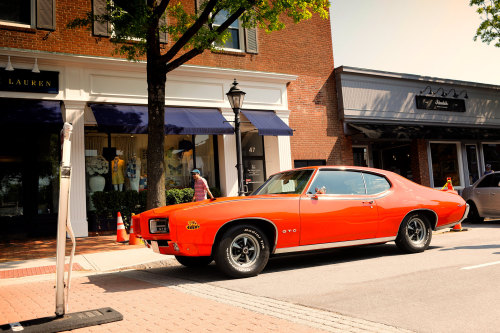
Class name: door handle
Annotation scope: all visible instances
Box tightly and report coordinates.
[362,201,374,204]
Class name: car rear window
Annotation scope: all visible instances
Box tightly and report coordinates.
[363,173,391,195]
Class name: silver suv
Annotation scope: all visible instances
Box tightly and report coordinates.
[461,171,500,223]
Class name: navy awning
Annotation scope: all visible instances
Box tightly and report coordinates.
[165,107,234,135]
[0,98,62,125]
[89,104,234,135]
[89,104,148,133]
[241,110,293,136]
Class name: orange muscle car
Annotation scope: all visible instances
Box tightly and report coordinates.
[133,166,468,278]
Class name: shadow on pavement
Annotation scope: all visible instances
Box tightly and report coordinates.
[82,241,448,291]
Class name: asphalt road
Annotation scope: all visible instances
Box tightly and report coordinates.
[145,221,500,333]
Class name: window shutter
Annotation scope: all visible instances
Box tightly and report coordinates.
[195,0,202,12]
[36,0,56,30]
[245,28,258,54]
[159,15,167,43]
[93,0,110,37]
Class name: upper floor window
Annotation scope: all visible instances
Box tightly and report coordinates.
[213,10,242,50]
[0,0,55,30]
[0,0,33,27]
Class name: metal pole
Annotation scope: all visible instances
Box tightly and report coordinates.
[234,107,244,196]
[55,123,72,316]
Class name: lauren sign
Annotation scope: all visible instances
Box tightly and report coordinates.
[415,95,465,112]
[0,68,59,94]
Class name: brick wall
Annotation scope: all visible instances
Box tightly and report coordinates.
[411,139,430,186]
[0,0,348,166]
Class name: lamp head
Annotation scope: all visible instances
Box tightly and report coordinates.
[226,79,246,109]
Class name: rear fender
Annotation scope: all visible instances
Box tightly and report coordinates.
[399,209,438,231]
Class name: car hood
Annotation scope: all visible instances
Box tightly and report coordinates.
[147,194,299,215]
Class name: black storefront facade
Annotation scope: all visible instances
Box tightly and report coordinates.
[335,66,500,191]
[0,68,62,239]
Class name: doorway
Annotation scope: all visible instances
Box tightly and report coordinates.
[241,132,266,194]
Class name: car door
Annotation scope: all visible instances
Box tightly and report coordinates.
[474,173,500,216]
[299,169,380,245]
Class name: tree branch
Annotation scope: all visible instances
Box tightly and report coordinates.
[164,6,248,73]
[160,0,219,64]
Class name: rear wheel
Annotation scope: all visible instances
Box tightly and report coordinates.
[215,225,270,278]
[395,213,432,253]
[175,255,213,267]
[466,203,484,224]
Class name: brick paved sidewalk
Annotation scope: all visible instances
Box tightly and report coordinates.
[0,236,141,263]
[0,273,328,333]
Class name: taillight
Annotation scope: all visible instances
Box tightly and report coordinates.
[132,214,141,236]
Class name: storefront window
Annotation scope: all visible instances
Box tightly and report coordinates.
[0,131,59,218]
[194,135,216,188]
[84,131,218,210]
[164,135,194,189]
[482,143,500,176]
[430,142,461,187]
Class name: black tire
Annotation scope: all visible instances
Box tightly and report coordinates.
[175,255,213,267]
[395,213,432,253]
[466,203,484,224]
[215,225,270,278]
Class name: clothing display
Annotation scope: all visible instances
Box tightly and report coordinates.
[127,155,141,192]
[111,156,125,190]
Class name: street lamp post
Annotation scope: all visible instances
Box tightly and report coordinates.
[226,79,246,196]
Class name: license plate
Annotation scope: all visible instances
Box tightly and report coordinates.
[151,240,160,253]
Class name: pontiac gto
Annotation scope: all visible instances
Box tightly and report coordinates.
[133,166,468,278]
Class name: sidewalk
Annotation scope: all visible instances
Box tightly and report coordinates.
[0,235,173,281]
[0,236,336,333]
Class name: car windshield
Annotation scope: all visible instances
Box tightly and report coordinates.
[250,169,314,195]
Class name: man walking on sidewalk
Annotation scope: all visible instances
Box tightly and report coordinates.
[191,169,215,202]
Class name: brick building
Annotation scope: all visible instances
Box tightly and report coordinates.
[0,1,346,238]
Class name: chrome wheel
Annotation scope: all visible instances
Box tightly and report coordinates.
[229,233,260,268]
[396,213,432,253]
[406,216,426,245]
[215,225,270,278]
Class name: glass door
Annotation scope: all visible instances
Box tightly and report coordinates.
[465,144,480,185]
[242,132,266,194]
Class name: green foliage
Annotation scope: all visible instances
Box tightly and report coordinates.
[165,188,194,205]
[470,0,500,47]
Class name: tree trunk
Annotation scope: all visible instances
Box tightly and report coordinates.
[146,56,166,209]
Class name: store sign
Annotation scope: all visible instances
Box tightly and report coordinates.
[415,96,465,112]
[0,68,59,94]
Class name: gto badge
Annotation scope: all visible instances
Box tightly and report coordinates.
[186,220,200,230]
[282,229,297,234]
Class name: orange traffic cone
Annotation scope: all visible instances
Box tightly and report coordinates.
[129,214,143,245]
[451,222,464,231]
[446,177,454,190]
[116,212,129,243]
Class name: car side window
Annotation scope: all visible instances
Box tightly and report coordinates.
[309,170,366,195]
[477,174,495,188]
[363,173,391,195]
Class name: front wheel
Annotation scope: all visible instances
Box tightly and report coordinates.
[215,225,270,278]
[395,213,432,253]
[175,255,213,267]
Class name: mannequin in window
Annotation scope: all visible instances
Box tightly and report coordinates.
[112,155,125,191]
[127,154,141,192]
